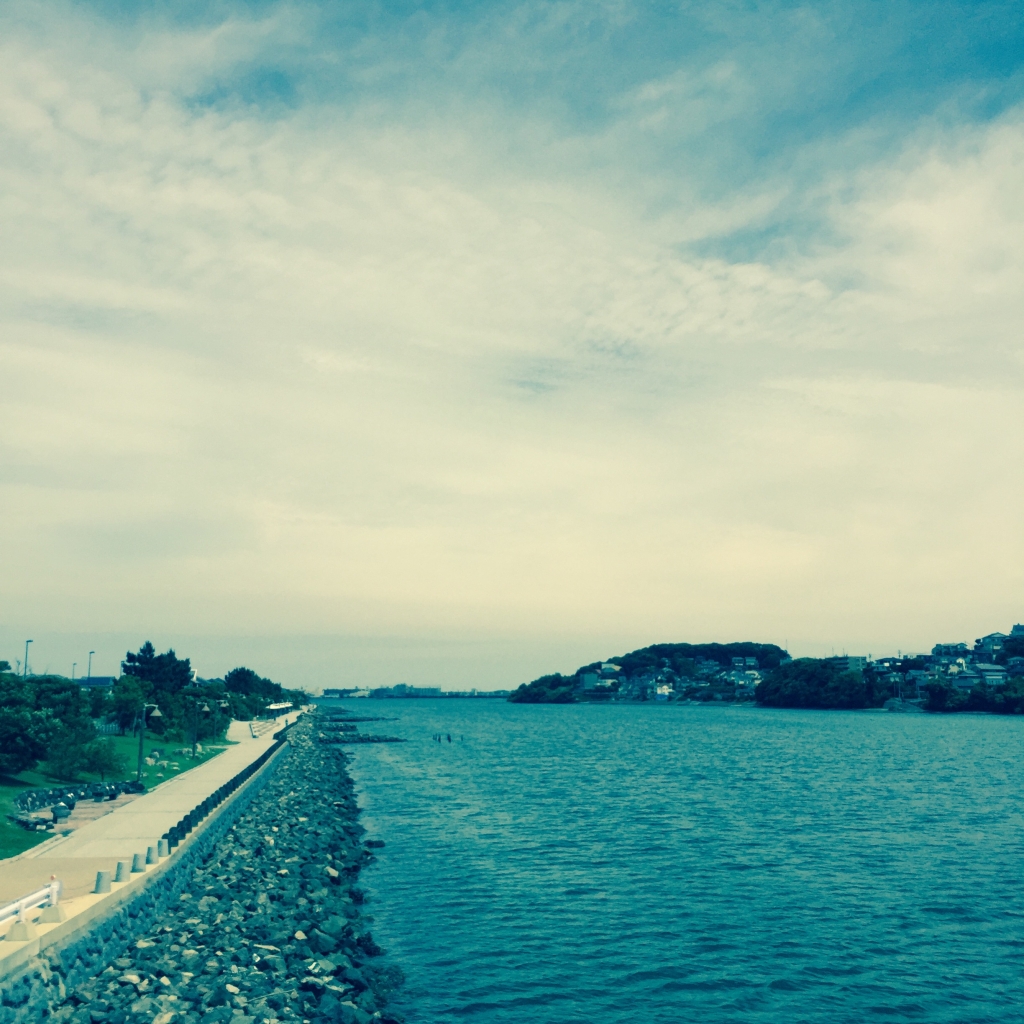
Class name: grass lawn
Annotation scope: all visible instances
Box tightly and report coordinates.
[0,734,235,860]
[0,768,53,859]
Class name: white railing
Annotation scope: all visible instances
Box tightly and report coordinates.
[0,880,61,930]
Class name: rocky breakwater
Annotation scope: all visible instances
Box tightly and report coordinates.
[316,712,404,746]
[43,716,403,1024]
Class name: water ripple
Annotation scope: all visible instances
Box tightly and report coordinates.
[343,702,1024,1024]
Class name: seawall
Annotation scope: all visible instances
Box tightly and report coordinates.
[1,715,400,1024]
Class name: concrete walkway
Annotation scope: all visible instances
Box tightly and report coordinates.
[1,716,298,903]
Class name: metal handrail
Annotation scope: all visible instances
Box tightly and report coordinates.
[0,880,60,927]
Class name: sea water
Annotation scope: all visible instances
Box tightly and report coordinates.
[340,700,1024,1023]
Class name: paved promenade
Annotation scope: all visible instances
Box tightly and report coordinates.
[0,716,297,905]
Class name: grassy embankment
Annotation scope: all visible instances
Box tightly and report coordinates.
[0,734,235,860]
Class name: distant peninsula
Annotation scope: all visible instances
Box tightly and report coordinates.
[509,642,787,704]
[508,629,1024,713]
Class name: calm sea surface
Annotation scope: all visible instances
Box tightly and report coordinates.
[337,699,1024,1023]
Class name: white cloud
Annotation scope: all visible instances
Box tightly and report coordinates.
[0,5,1021,686]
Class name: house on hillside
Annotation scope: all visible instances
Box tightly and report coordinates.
[903,669,931,698]
[975,633,1008,657]
[695,658,723,678]
[975,663,1008,688]
[932,643,970,660]
[734,671,760,696]
[951,668,981,691]
[580,672,615,692]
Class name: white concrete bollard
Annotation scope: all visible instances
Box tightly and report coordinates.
[5,910,38,942]
[38,881,65,923]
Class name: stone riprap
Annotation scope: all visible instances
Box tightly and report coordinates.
[3,716,402,1024]
[316,714,404,746]
[325,737,404,745]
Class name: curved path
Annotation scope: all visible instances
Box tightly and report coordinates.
[0,716,298,908]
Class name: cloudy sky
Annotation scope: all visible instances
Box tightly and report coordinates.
[1,0,1022,689]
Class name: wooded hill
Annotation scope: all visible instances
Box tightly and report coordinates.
[509,641,789,703]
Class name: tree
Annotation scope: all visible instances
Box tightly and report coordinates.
[924,678,966,712]
[31,676,95,744]
[81,739,128,781]
[508,674,577,703]
[861,663,897,705]
[110,675,150,734]
[0,660,10,672]
[88,685,110,718]
[43,742,88,782]
[992,678,1024,714]
[31,676,97,779]
[225,667,281,699]
[221,667,307,720]
[121,642,193,703]
[0,709,59,776]
[120,642,200,739]
[178,682,232,756]
[0,672,31,712]
[997,636,1024,664]
[965,682,992,712]
[755,659,867,710]
[0,673,61,776]
[612,641,789,677]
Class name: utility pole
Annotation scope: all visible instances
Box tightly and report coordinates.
[87,651,94,681]
[72,662,77,681]
[23,640,32,679]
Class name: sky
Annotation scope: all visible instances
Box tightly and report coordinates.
[1,0,1022,691]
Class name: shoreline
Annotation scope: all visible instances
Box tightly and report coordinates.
[12,714,403,1024]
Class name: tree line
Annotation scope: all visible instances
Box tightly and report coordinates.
[755,656,1024,712]
[505,641,1024,712]
[0,642,307,782]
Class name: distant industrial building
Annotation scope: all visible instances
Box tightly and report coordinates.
[372,684,443,697]
[79,675,117,688]
[826,656,867,673]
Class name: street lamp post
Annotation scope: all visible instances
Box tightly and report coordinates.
[186,696,211,760]
[72,662,77,681]
[23,640,32,679]
[136,703,163,783]
[87,651,94,681]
